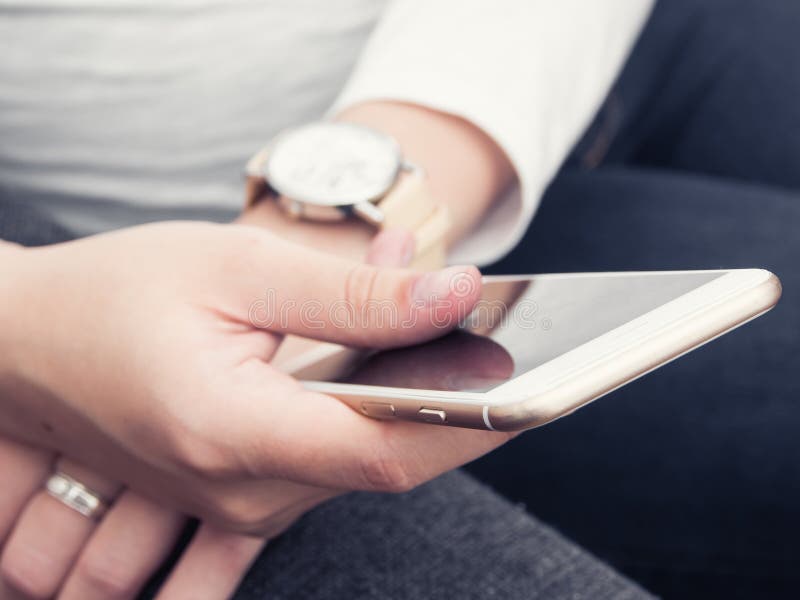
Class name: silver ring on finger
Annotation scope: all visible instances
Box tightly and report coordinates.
[44,471,112,521]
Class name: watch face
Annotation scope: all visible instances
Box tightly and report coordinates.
[264,122,402,207]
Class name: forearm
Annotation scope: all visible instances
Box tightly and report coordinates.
[0,240,80,424]
[0,240,28,379]
[336,101,514,243]
[0,241,50,451]
[238,101,514,258]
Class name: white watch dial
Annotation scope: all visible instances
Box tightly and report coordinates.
[265,122,401,207]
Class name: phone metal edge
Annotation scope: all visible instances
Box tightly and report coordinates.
[485,270,781,430]
[304,269,781,431]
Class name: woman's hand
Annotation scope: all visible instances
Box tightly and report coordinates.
[0,222,509,536]
[0,227,430,599]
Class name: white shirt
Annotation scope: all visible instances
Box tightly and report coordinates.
[0,0,653,265]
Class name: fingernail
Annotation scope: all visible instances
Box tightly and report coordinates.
[411,265,478,305]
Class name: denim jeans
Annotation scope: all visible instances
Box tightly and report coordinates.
[469,1,800,598]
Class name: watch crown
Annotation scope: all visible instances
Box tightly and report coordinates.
[282,198,304,219]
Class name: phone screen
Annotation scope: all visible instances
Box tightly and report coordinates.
[343,271,727,392]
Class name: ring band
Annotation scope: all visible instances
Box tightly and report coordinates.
[45,472,110,520]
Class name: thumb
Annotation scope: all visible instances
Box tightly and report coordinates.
[241,233,481,349]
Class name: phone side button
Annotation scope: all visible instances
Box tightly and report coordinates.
[418,408,447,423]
[361,402,396,419]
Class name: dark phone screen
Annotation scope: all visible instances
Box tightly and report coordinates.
[344,272,725,392]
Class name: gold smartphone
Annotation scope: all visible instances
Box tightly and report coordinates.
[303,269,781,431]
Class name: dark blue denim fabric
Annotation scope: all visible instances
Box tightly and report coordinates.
[469,1,800,598]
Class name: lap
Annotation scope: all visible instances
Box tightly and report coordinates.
[234,471,652,600]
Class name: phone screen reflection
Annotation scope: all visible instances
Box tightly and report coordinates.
[342,271,725,392]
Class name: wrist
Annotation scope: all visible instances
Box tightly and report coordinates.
[0,238,22,259]
[0,242,37,381]
[236,197,375,262]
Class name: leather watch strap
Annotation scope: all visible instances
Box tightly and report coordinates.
[375,173,449,270]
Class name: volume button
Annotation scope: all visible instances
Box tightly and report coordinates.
[361,402,396,419]
[418,407,447,423]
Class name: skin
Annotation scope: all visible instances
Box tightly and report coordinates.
[0,101,515,599]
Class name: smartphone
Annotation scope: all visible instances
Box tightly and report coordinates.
[303,269,781,431]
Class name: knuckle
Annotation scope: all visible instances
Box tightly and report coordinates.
[342,263,418,347]
[159,418,240,481]
[0,551,52,600]
[171,438,234,480]
[130,384,240,482]
[76,553,136,599]
[359,450,421,494]
[205,493,265,533]
[342,264,381,342]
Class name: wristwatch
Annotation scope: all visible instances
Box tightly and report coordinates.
[244,121,450,269]
[244,122,452,379]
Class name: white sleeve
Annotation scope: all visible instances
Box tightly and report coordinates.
[330,0,654,265]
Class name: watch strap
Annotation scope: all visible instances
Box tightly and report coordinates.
[244,146,272,210]
[376,173,450,270]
